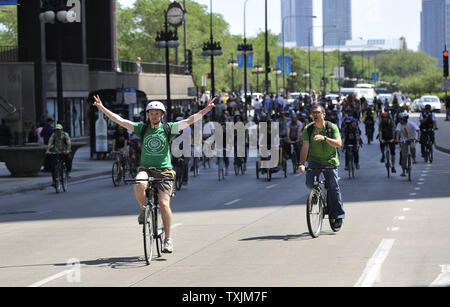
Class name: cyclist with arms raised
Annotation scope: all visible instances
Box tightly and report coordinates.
[93,95,216,253]
[298,105,345,231]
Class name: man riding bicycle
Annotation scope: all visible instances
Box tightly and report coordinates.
[379,112,397,173]
[396,112,420,177]
[93,95,216,254]
[341,117,361,170]
[419,104,438,159]
[46,124,72,184]
[298,105,345,231]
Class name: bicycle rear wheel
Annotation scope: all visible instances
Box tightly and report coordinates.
[154,206,165,257]
[306,188,324,238]
[428,145,433,163]
[407,154,412,182]
[143,206,155,265]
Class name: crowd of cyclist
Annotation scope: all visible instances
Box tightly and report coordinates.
[110,90,439,186]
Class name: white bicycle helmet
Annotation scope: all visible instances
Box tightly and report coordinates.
[146,101,166,114]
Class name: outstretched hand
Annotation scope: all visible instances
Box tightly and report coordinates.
[93,95,103,109]
[206,97,217,109]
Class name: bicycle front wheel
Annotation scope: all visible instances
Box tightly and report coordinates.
[112,161,122,187]
[143,206,155,265]
[61,165,68,192]
[306,188,324,238]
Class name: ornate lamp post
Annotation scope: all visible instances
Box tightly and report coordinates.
[228,58,238,93]
[155,1,185,122]
[39,0,77,129]
[252,64,264,93]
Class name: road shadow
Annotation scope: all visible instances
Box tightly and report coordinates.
[239,232,336,242]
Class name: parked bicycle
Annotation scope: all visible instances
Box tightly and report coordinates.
[305,166,341,238]
[47,152,69,193]
[125,175,174,265]
[112,151,137,187]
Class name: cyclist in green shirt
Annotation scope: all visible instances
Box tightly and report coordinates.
[298,105,345,231]
[93,95,216,253]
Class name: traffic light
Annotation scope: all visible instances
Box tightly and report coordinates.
[444,49,449,78]
[187,49,193,74]
[205,73,211,79]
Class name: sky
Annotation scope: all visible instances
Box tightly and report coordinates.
[118,0,422,51]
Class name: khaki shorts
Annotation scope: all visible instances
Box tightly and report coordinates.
[136,167,176,197]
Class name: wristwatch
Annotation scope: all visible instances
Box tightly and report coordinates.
[324,136,328,142]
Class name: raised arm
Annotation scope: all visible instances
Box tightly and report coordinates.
[93,95,135,132]
[177,97,217,131]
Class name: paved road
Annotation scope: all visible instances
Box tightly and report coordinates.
[0,116,450,288]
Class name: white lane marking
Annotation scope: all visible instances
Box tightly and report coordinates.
[266,184,277,189]
[28,269,75,287]
[224,199,241,206]
[407,199,415,202]
[409,193,417,196]
[402,208,411,212]
[394,216,406,221]
[386,227,400,232]
[414,187,421,191]
[429,265,450,287]
[354,239,396,287]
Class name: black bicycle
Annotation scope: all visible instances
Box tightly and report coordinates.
[112,151,137,187]
[306,167,339,238]
[382,140,395,178]
[125,175,174,265]
[172,156,185,191]
[421,129,434,164]
[47,152,69,193]
[234,157,246,176]
[305,166,340,238]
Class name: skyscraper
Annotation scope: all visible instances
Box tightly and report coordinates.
[420,0,450,67]
[322,0,352,46]
[281,0,314,47]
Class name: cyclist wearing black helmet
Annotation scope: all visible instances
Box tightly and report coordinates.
[419,104,438,159]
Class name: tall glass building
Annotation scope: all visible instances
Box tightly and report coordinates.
[322,0,352,46]
[420,0,450,67]
[281,0,314,47]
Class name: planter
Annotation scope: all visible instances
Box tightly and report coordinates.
[0,144,47,177]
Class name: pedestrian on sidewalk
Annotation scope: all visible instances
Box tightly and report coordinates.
[93,95,216,254]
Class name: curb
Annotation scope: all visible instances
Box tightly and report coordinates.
[435,144,450,155]
[0,170,111,196]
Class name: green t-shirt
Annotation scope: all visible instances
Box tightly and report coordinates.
[302,122,340,167]
[133,122,179,169]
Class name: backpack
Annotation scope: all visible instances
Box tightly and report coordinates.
[305,121,334,143]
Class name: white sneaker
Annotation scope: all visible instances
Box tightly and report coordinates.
[163,238,173,253]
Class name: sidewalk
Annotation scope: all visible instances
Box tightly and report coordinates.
[0,144,112,196]
[0,115,449,196]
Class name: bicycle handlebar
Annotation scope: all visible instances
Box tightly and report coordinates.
[124,178,174,184]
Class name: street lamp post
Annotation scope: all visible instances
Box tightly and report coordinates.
[282,15,316,95]
[202,0,223,100]
[155,1,185,122]
[39,0,77,128]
